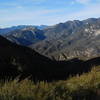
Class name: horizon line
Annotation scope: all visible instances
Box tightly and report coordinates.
[0,17,99,29]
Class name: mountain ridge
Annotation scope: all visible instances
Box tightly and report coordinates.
[0,25,48,35]
[1,18,100,60]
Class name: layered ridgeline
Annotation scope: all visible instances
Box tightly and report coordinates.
[0,25,48,35]
[4,27,46,46]
[2,18,100,60]
[0,35,100,81]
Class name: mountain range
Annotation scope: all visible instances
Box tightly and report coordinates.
[4,27,46,46]
[0,25,48,35]
[1,18,100,60]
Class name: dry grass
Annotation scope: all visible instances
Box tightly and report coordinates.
[0,66,100,100]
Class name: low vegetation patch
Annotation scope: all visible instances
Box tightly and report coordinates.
[0,66,100,100]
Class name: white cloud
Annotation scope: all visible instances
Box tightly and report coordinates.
[70,1,75,5]
[19,0,46,3]
[35,3,100,25]
[0,2,24,9]
[0,0,100,27]
[31,0,46,1]
[0,2,18,6]
[0,9,61,27]
[16,6,23,9]
[75,0,91,4]
[62,3,100,21]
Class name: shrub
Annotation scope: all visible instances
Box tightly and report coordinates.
[0,66,99,100]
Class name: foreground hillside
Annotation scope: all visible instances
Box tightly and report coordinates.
[0,33,100,100]
[0,66,99,100]
[0,35,100,81]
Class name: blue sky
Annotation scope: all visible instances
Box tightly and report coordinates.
[0,0,100,27]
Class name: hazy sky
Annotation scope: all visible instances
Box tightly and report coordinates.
[0,0,100,27]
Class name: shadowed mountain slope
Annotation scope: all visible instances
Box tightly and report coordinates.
[0,35,100,81]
